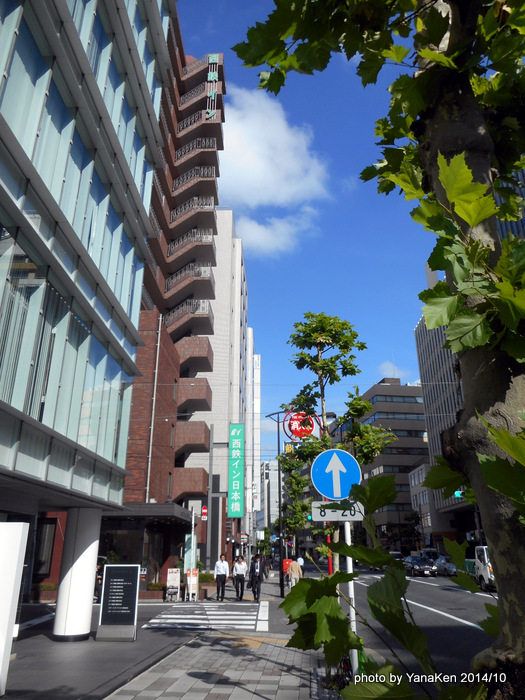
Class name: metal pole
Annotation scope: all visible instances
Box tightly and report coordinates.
[344,520,359,676]
[266,410,286,598]
[277,417,285,598]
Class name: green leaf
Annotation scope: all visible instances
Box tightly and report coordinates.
[437,154,495,220]
[350,475,397,513]
[478,454,525,504]
[453,195,499,228]
[329,542,398,570]
[382,44,410,64]
[479,603,500,637]
[450,571,482,594]
[424,459,466,499]
[420,289,462,328]
[479,417,525,467]
[444,309,493,352]
[418,47,457,69]
[501,331,525,362]
[493,280,525,331]
[443,538,468,570]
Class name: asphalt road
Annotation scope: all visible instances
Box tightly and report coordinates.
[351,569,496,684]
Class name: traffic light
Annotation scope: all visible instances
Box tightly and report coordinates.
[307,514,312,521]
[454,489,465,498]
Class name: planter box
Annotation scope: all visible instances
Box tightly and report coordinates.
[36,591,57,602]
[139,590,165,600]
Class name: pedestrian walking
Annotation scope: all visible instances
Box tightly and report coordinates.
[297,554,305,576]
[233,555,248,600]
[214,553,229,601]
[289,556,303,587]
[249,553,264,603]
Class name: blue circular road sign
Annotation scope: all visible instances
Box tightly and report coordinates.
[310,449,362,501]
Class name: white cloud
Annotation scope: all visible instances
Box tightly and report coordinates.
[378,361,411,380]
[235,206,319,257]
[219,85,329,210]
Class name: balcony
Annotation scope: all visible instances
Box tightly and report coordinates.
[170,196,216,230]
[172,166,216,193]
[171,165,217,204]
[164,263,215,306]
[177,377,212,412]
[163,299,214,339]
[174,421,210,457]
[175,336,213,373]
[167,228,216,269]
[170,467,209,500]
[176,110,224,150]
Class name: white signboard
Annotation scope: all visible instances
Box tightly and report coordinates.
[1,522,29,695]
[311,500,364,522]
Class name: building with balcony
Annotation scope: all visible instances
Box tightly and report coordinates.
[98,5,227,581]
[0,0,175,640]
[181,209,261,569]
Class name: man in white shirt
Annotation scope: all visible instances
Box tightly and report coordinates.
[233,555,248,600]
[214,553,229,601]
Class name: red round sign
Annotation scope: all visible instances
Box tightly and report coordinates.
[287,412,315,438]
[202,505,208,517]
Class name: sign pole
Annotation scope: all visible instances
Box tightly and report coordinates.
[344,520,359,676]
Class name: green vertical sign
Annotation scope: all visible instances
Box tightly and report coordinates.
[228,424,244,517]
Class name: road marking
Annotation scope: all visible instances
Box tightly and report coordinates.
[405,599,482,630]
[406,577,439,587]
[257,601,269,631]
[142,602,260,631]
[355,581,482,630]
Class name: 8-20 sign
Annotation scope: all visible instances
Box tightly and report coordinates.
[310,500,364,522]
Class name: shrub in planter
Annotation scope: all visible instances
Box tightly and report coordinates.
[38,582,58,591]
[147,582,166,591]
[199,573,214,583]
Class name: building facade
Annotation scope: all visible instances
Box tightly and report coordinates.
[182,209,260,568]
[0,0,173,638]
[358,378,428,552]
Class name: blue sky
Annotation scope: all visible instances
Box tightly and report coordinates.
[176,1,435,461]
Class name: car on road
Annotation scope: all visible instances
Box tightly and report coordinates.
[434,555,457,576]
[403,555,437,577]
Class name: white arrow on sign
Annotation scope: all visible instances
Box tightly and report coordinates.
[325,453,347,498]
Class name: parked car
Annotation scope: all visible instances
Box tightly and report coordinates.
[434,555,457,576]
[403,555,437,577]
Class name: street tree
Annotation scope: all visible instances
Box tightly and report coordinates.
[288,312,366,435]
[234,2,525,692]
[281,314,396,567]
[235,0,525,693]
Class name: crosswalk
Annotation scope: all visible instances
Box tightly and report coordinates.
[142,600,269,632]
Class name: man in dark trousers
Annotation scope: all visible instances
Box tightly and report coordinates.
[213,553,229,601]
[249,553,265,603]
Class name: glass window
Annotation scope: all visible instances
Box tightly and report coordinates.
[15,423,49,479]
[47,440,74,487]
[72,454,94,494]
[87,13,108,80]
[0,19,50,155]
[0,408,20,470]
[33,80,74,200]
[62,130,93,231]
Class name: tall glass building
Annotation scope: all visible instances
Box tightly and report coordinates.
[0,0,172,640]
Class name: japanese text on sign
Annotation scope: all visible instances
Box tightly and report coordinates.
[228,424,245,517]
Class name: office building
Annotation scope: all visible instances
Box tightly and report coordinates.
[358,378,428,552]
[0,0,171,639]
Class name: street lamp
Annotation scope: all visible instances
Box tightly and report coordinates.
[266,410,286,598]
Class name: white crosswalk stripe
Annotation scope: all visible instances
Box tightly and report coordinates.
[142,602,261,631]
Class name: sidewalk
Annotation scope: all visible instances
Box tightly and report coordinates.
[5,576,325,700]
[104,632,321,700]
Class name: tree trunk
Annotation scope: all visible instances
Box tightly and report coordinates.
[442,348,525,673]
[417,4,525,692]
